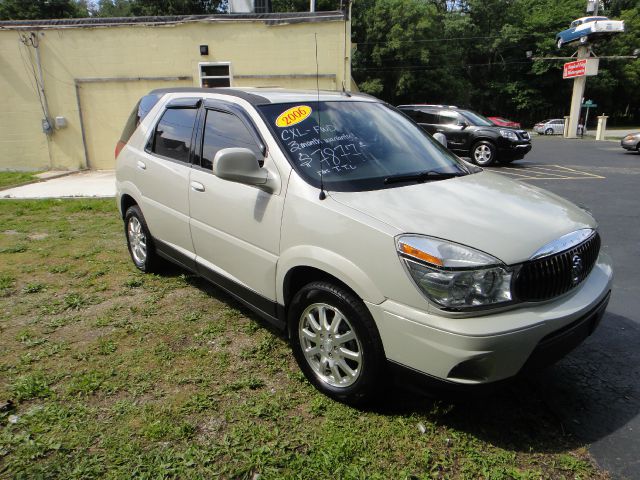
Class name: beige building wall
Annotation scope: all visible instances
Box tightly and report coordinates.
[0,13,350,171]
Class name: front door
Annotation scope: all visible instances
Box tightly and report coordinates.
[188,105,284,314]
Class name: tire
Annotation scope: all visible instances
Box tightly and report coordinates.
[288,281,386,406]
[124,205,162,273]
[545,128,554,135]
[556,38,563,49]
[580,35,588,44]
[471,140,497,166]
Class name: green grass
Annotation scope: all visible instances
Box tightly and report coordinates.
[0,199,609,479]
[0,171,42,190]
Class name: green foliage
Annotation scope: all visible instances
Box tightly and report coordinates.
[12,372,53,401]
[0,171,41,189]
[0,0,88,20]
[0,198,607,478]
[353,0,640,126]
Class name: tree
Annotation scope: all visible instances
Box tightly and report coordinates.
[0,0,89,20]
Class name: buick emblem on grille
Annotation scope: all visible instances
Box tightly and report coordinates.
[571,254,583,285]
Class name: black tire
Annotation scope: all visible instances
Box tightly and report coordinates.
[471,140,497,166]
[545,128,554,135]
[124,205,163,273]
[288,281,386,406]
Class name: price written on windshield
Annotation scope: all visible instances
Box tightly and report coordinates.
[279,124,366,176]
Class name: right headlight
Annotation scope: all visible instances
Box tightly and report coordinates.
[396,235,514,310]
[499,129,518,141]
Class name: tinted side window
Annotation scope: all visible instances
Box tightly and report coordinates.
[201,110,261,170]
[438,110,462,125]
[152,108,198,163]
[400,108,419,120]
[415,109,439,124]
[120,93,163,144]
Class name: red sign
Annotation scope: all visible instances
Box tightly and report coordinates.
[563,59,587,79]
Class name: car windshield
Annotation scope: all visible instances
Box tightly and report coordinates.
[258,101,470,192]
[460,110,494,127]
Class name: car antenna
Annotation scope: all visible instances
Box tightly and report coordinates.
[315,33,327,200]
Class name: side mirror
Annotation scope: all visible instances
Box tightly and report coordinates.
[213,148,277,193]
[459,121,469,129]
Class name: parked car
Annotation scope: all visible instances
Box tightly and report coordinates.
[621,132,640,152]
[534,119,565,135]
[397,104,531,166]
[556,16,625,48]
[116,88,612,404]
[488,116,521,129]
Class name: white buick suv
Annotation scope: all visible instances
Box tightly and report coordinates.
[115,87,612,404]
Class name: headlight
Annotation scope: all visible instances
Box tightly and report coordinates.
[499,129,518,141]
[396,235,513,310]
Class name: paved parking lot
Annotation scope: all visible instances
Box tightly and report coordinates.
[488,136,640,480]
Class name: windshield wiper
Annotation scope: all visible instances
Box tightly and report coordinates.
[383,170,464,185]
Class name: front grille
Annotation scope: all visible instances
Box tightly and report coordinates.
[514,232,600,302]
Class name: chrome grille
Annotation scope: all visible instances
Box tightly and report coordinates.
[514,232,600,302]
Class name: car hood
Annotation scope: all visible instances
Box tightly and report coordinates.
[329,171,596,265]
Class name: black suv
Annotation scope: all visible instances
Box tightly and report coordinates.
[398,105,531,166]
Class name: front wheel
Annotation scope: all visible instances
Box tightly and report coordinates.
[288,281,386,405]
[471,141,497,166]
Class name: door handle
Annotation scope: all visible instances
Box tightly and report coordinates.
[190,181,205,192]
[136,160,146,170]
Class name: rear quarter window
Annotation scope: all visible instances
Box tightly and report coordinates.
[119,93,163,144]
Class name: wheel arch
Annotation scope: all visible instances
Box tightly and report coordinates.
[277,247,386,310]
[120,194,138,219]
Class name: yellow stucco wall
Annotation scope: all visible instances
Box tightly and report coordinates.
[0,16,349,170]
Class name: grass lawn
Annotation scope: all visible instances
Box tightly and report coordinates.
[0,199,608,479]
[0,172,42,191]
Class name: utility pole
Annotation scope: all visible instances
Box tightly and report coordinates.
[566,45,589,139]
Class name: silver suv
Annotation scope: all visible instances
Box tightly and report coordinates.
[116,88,612,404]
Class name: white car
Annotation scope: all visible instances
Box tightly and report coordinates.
[116,88,612,404]
[556,16,625,48]
[534,118,565,135]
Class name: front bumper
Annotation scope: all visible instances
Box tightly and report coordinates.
[497,141,532,158]
[367,252,613,384]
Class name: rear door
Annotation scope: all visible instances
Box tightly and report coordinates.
[411,107,439,134]
[135,98,200,268]
[188,101,284,314]
[437,110,468,151]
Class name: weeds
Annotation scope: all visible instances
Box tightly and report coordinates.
[0,199,608,479]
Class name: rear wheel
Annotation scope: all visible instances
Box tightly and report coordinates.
[580,35,588,44]
[124,205,163,273]
[471,141,497,166]
[289,281,386,405]
[545,128,554,135]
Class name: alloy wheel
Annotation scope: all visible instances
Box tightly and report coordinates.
[127,216,147,265]
[298,303,363,388]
